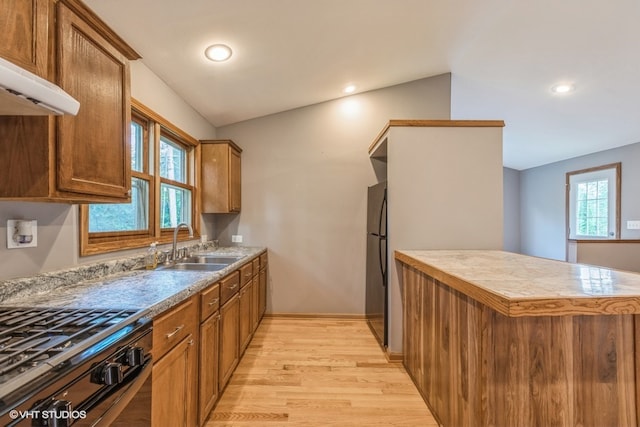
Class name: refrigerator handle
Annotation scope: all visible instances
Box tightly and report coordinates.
[378,192,387,283]
[378,237,386,285]
[378,190,386,236]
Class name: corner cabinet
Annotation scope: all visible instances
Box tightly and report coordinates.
[0,0,139,202]
[201,140,242,213]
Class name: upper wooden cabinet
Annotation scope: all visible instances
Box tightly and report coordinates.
[0,0,140,202]
[56,2,132,198]
[201,140,242,213]
[0,0,50,78]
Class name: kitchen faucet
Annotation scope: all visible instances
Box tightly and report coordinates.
[172,222,194,261]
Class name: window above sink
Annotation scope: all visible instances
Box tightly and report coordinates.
[79,99,200,256]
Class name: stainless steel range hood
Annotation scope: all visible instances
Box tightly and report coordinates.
[0,56,80,116]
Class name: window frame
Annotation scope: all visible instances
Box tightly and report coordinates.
[157,129,196,239]
[79,99,200,256]
[566,162,621,242]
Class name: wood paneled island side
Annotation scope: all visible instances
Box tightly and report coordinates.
[396,249,640,427]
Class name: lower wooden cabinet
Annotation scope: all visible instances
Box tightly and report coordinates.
[150,251,268,426]
[251,275,260,331]
[239,282,252,354]
[219,294,240,391]
[151,297,198,427]
[199,311,220,425]
[259,266,267,319]
[152,334,197,427]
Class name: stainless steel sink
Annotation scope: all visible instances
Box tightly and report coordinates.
[153,254,242,271]
[183,255,243,264]
[157,263,228,272]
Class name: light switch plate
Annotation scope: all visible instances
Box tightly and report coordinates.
[7,219,38,249]
[231,234,243,243]
[627,220,640,230]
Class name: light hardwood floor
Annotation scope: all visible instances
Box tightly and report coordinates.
[207,318,439,426]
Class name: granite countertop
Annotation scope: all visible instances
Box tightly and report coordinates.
[395,249,640,317]
[0,246,266,318]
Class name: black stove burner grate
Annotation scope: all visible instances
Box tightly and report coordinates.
[0,307,138,383]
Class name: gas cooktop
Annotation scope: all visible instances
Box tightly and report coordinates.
[0,307,145,397]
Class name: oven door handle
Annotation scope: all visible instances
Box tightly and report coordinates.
[89,359,152,426]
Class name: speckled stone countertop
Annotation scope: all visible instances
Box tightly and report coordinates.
[396,249,640,317]
[0,245,266,318]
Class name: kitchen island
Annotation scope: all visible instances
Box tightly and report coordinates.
[396,249,640,427]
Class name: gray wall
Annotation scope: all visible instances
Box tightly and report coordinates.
[520,141,640,260]
[503,167,521,253]
[214,75,452,320]
[0,61,217,280]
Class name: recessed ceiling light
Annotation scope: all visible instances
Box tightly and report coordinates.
[551,83,575,94]
[343,84,356,94]
[205,44,232,62]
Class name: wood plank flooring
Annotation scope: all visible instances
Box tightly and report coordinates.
[207,318,439,426]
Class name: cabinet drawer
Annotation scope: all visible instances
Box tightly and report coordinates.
[153,296,197,360]
[252,258,260,276]
[240,263,253,287]
[200,283,220,322]
[220,271,240,305]
[260,252,268,269]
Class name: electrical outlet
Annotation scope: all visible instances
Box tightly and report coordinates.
[231,234,243,243]
[627,220,640,230]
[7,219,38,249]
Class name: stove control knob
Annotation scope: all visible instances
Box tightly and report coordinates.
[126,346,145,366]
[98,362,123,385]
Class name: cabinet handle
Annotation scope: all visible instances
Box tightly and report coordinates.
[208,298,219,306]
[229,283,238,290]
[126,189,132,196]
[165,325,184,339]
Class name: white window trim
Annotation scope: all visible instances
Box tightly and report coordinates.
[566,163,621,240]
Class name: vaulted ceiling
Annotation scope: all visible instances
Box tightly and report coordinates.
[85,0,640,170]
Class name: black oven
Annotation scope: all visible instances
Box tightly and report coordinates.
[0,308,152,426]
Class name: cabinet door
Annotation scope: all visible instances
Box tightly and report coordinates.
[238,283,252,355]
[56,2,131,199]
[219,295,239,391]
[152,335,197,427]
[259,267,267,319]
[199,313,220,425]
[251,275,260,332]
[201,140,242,213]
[229,146,241,212]
[0,0,49,77]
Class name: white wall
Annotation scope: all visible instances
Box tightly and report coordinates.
[503,167,521,253]
[0,61,217,280]
[214,75,452,321]
[520,141,640,260]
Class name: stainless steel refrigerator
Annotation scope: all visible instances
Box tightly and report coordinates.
[366,181,387,347]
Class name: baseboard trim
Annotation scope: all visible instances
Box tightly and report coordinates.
[264,313,367,320]
[385,351,403,362]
